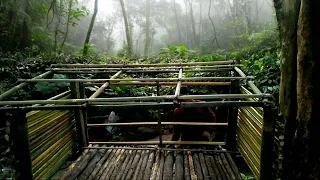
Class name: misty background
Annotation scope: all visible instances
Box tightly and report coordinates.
[57,0,276,56]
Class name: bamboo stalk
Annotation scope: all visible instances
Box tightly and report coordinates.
[157,152,165,180]
[199,153,210,180]
[87,122,228,127]
[125,150,142,180]
[204,155,217,180]
[0,94,271,106]
[184,152,191,180]
[55,68,233,74]
[175,152,184,180]
[0,71,53,100]
[175,69,183,97]
[132,150,148,180]
[49,65,242,71]
[95,149,118,179]
[102,149,126,179]
[214,155,228,180]
[220,153,236,180]
[209,156,222,180]
[60,144,92,180]
[136,150,150,180]
[225,153,242,180]
[85,81,231,86]
[193,153,204,180]
[18,76,249,83]
[150,151,160,180]
[143,151,155,180]
[234,67,262,94]
[89,141,225,145]
[188,151,197,180]
[88,149,112,180]
[51,61,235,68]
[89,70,122,99]
[120,150,138,180]
[78,147,107,180]
[114,150,133,180]
[163,151,174,180]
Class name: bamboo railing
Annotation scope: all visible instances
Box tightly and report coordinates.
[26,91,77,180]
[0,61,277,180]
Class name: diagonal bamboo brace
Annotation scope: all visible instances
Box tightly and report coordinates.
[89,70,122,99]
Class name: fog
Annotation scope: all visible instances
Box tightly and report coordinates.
[66,0,275,55]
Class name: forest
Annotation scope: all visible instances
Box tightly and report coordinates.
[0,0,319,180]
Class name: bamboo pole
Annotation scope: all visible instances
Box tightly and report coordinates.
[49,65,242,71]
[259,103,277,180]
[175,69,183,97]
[0,71,53,101]
[85,82,231,86]
[89,141,225,145]
[87,122,228,127]
[89,70,122,99]
[18,76,250,83]
[51,61,235,68]
[0,94,271,106]
[54,68,233,74]
[234,67,262,94]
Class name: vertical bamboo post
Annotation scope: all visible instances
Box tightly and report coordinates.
[156,82,163,147]
[226,80,240,150]
[260,102,277,180]
[11,110,33,180]
[70,75,88,147]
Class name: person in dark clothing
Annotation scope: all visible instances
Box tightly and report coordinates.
[171,100,216,142]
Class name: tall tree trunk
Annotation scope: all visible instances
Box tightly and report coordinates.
[172,0,182,44]
[144,0,151,56]
[20,0,31,49]
[199,0,202,44]
[83,0,98,55]
[187,0,196,48]
[60,0,73,52]
[119,0,133,57]
[184,0,190,48]
[54,0,63,53]
[274,0,320,179]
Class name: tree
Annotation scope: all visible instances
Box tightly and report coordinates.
[187,0,197,48]
[274,0,320,179]
[171,0,182,44]
[119,0,133,57]
[60,0,73,52]
[83,0,98,55]
[144,0,151,56]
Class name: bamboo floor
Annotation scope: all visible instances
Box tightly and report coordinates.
[60,145,242,180]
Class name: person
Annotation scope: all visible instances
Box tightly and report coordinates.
[170,99,217,142]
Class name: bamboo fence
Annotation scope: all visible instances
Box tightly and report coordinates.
[0,61,277,180]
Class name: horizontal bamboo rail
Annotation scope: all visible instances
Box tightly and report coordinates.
[54,68,233,74]
[18,76,251,83]
[82,146,239,153]
[0,71,53,101]
[89,141,226,145]
[87,122,228,127]
[48,64,242,71]
[51,61,235,68]
[85,82,231,86]
[0,94,271,105]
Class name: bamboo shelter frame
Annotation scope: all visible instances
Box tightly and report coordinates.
[0,61,276,180]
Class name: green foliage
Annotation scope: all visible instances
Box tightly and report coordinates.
[35,74,69,94]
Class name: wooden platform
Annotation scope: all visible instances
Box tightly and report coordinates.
[60,146,242,180]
